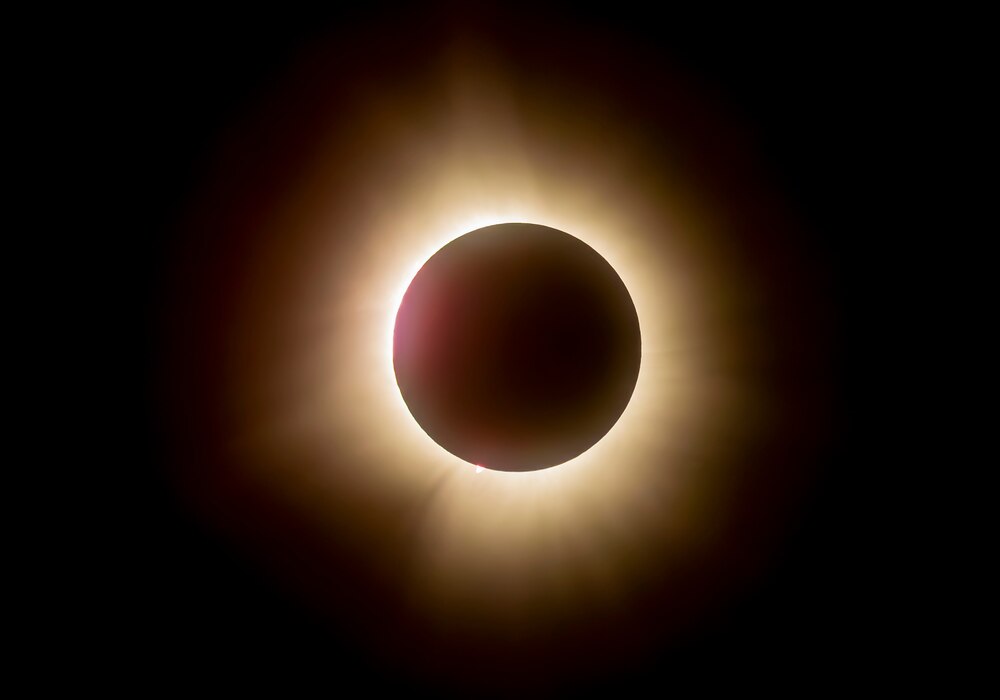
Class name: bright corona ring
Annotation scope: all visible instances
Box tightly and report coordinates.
[159,29,831,685]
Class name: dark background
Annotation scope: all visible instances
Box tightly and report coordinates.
[63,3,928,692]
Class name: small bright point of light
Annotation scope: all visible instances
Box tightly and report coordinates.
[476,466,484,474]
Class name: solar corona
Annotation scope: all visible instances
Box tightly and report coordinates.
[157,21,833,688]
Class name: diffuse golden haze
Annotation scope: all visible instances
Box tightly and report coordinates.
[160,18,832,689]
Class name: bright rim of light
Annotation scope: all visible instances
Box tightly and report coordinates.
[302,116,715,614]
[215,54,747,625]
[384,213,650,474]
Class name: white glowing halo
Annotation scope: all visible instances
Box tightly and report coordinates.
[297,120,721,615]
[185,51,768,632]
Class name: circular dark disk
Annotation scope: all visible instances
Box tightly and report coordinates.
[393,223,641,472]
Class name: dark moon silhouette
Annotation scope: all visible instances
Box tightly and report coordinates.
[393,223,641,471]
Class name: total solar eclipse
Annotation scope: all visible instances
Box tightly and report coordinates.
[393,223,641,471]
[151,12,838,689]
